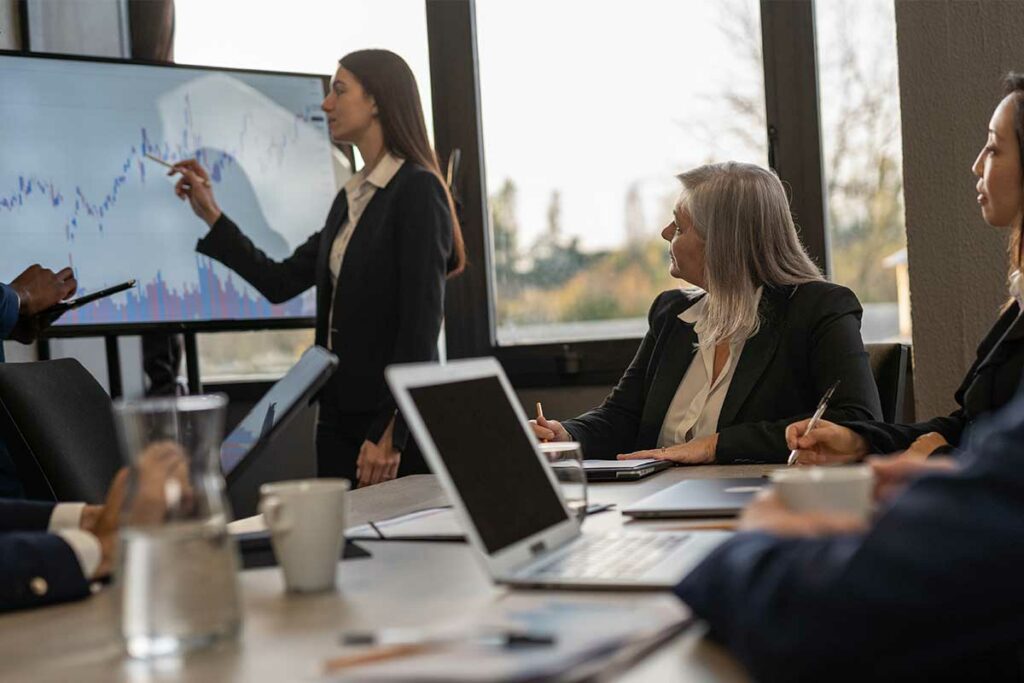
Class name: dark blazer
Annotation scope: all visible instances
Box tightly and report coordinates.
[197,162,454,450]
[0,499,90,612]
[845,302,1024,453]
[562,282,882,463]
[675,389,1024,682]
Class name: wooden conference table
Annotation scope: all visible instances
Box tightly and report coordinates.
[0,463,780,682]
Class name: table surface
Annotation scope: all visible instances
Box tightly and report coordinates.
[0,464,780,682]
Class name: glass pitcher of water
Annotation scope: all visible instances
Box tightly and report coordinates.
[112,394,241,659]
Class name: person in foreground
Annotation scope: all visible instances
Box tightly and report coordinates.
[169,50,464,488]
[788,73,1024,464]
[0,444,186,612]
[532,162,881,464]
[675,390,1024,681]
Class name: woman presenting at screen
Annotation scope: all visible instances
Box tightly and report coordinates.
[169,50,465,488]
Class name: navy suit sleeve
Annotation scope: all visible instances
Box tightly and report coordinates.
[0,532,91,612]
[196,214,321,304]
[844,412,968,454]
[561,294,667,459]
[0,498,57,531]
[675,400,1024,681]
[0,283,20,340]
[715,285,882,463]
[365,172,452,451]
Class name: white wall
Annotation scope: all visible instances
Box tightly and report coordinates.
[895,0,1024,417]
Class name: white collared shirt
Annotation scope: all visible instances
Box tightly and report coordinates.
[1010,270,1023,310]
[328,151,405,286]
[657,288,763,448]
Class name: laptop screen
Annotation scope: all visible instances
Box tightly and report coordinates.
[407,376,569,554]
[220,348,334,477]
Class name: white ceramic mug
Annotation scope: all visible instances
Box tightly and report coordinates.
[770,465,874,520]
[258,478,350,592]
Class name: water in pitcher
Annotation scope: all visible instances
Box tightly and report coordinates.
[117,517,241,659]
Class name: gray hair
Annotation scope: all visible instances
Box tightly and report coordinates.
[676,162,823,347]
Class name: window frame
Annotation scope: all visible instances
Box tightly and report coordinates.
[428,0,827,387]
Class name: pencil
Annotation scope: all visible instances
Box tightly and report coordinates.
[144,153,212,187]
[536,402,549,443]
[323,642,439,673]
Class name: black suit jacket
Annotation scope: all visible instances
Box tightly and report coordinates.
[0,499,90,612]
[562,282,882,463]
[845,302,1024,453]
[197,162,454,451]
[676,389,1024,682]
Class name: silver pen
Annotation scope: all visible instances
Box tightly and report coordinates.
[787,380,841,466]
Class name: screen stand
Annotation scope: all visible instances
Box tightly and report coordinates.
[104,335,122,399]
[183,332,203,395]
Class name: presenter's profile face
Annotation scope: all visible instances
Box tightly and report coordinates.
[661,206,705,286]
[322,67,377,144]
[973,94,1024,228]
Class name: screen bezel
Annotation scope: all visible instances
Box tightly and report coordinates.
[0,49,340,336]
[386,357,580,579]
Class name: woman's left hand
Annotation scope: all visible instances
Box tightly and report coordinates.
[617,434,718,465]
[356,418,400,488]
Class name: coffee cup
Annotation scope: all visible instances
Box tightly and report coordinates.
[258,478,349,592]
[770,465,873,520]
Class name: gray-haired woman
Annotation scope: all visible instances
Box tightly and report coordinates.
[531,161,883,464]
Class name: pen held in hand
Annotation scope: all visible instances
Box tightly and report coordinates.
[536,401,548,442]
[786,380,841,467]
[144,153,212,187]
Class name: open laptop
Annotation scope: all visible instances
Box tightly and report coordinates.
[221,345,338,486]
[622,478,768,519]
[386,357,730,590]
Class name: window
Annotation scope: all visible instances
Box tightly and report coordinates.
[815,0,909,342]
[174,0,431,380]
[475,0,768,346]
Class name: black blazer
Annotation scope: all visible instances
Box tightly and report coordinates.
[846,302,1024,453]
[0,499,90,612]
[562,282,882,463]
[197,162,454,449]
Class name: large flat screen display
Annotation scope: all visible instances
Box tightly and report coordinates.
[0,52,347,332]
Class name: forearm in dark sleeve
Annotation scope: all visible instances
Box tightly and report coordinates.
[561,297,667,459]
[0,499,57,532]
[0,533,90,613]
[0,283,19,340]
[196,214,319,304]
[844,413,967,454]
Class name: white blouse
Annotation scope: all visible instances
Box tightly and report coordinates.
[656,288,763,448]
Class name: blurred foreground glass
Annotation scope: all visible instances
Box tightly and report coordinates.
[113,394,241,659]
[539,441,588,522]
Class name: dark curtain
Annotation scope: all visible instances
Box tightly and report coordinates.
[129,0,184,396]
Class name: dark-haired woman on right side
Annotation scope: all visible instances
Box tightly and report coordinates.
[169,50,464,488]
[788,72,1024,464]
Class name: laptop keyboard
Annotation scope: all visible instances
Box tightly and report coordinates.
[529,533,691,580]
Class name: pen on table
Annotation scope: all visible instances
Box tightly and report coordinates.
[325,628,556,673]
[144,153,212,187]
[536,401,548,442]
[786,380,841,466]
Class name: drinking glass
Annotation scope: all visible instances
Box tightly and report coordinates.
[112,394,241,659]
[539,441,588,522]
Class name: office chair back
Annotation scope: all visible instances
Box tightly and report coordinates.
[0,359,123,503]
[866,343,910,424]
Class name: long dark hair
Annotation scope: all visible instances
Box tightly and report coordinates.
[340,49,466,276]
[1002,72,1024,274]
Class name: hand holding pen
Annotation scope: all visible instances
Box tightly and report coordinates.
[786,380,841,466]
[145,154,222,227]
[530,401,571,443]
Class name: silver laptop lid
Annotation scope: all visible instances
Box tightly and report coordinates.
[386,358,580,578]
